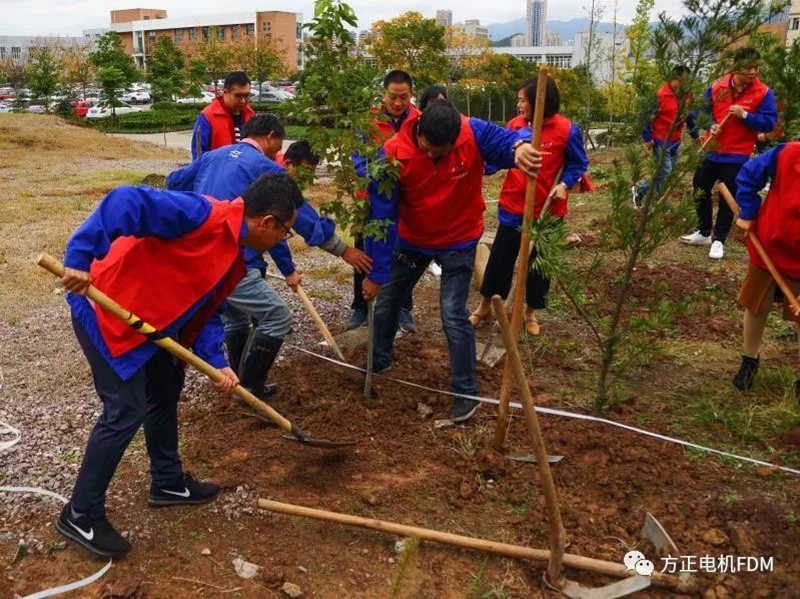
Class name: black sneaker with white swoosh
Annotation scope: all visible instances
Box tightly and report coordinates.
[55,503,131,557]
[148,473,220,507]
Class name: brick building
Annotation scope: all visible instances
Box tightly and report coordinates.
[107,8,303,72]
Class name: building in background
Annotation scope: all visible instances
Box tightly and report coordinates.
[82,28,110,49]
[107,8,303,72]
[790,0,800,46]
[0,36,84,62]
[455,19,489,40]
[510,33,527,47]
[526,0,547,46]
[573,29,629,83]
[492,45,573,69]
[545,30,560,46]
[436,9,453,28]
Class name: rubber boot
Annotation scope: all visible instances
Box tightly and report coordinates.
[238,331,283,401]
[732,355,759,392]
[224,328,250,374]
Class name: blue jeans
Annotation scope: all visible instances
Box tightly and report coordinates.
[222,268,293,339]
[372,247,478,396]
[637,142,678,197]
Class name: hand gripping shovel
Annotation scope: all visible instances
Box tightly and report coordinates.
[38,254,353,449]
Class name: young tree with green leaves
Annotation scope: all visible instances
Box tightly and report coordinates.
[190,26,232,95]
[535,0,784,414]
[96,66,128,119]
[89,32,137,85]
[61,43,95,99]
[750,34,800,140]
[285,0,394,239]
[148,36,186,101]
[368,12,449,91]
[185,59,208,98]
[230,35,285,96]
[27,45,61,113]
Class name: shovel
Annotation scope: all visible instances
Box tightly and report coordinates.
[265,273,347,361]
[38,253,353,449]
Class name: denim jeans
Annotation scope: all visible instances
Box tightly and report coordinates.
[372,247,478,396]
[637,143,678,198]
[222,268,293,339]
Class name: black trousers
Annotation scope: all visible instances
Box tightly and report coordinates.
[480,223,551,310]
[692,159,743,243]
[352,233,413,312]
[70,318,185,519]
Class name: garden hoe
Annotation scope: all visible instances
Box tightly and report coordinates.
[38,253,354,449]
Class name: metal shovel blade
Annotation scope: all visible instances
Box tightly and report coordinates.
[641,512,679,556]
[282,425,356,449]
[506,451,564,464]
[559,575,652,599]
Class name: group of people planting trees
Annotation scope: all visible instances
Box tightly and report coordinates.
[42,0,798,562]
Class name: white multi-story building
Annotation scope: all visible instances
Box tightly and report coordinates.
[492,45,573,69]
[526,0,547,46]
[788,0,800,46]
[0,35,84,62]
[573,29,629,83]
[510,33,527,47]
[459,19,489,40]
[545,30,560,46]
[436,9,453,28]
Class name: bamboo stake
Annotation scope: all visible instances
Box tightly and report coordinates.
[718,183,800,316]
[493,64,549,451]
[491,295,566,586]
[364,300,375,397]
[256,499,696,594]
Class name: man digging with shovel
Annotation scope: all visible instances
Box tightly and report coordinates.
[167,113,372,402]
[55,174,303,558]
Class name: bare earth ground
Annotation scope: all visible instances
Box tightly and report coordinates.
[1,115,799,598]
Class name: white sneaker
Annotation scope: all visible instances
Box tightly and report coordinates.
[709,240,725,259]
[680,231,712,246]
[428,261,442,277]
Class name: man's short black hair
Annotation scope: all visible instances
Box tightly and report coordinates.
[383,69,414,90]
[732,47,761,67]
[242,174,304,221]
[242,113,285,139]
[672,64,689,78]
[284,140,320,166]
[417,100,461,147]
[520,75,560,120]
[420,84,448,111]
[224,71,250,89]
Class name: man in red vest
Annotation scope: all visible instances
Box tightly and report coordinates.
[349,70,421,332]
[363,101,542,422]
[191,71,256,160]
[732,141,800,398]
[681,48,778,259]
[55,175,303,558]
[632,65,698,207]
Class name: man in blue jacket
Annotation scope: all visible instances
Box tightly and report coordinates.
[57,175,303,557]
[168,114,371,401]
[364,101,541,422]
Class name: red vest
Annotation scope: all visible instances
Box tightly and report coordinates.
[201,96,255,152]
[499,113,573,219]
[90,198,247,357]
[705,75,768,156]
[275,152,286,167]
[652,83,689,143]
[385,114,485,249]
[750,143,800,279]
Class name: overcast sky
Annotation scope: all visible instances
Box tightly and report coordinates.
[1,0,688,37]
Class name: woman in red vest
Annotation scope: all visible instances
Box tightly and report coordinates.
[469,76,589,335]
[732,141,800,398]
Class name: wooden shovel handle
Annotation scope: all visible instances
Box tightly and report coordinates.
[700,113,732,151]
[37,253,294,432]
[717,185,800,316]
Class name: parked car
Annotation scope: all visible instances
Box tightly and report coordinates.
[123,90,151,104]
[27,104,46,114]
[256,91,284,104]
[72,99,96,119]
[174,91,215,104]
[86,101,142,119]
[0,88,14,100]
[0,103,13,113]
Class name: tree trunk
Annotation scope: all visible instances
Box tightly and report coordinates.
[502,96,506,122]
[466,93,471,117]
[488,95,492,122]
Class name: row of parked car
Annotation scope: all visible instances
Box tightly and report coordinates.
[0,80,298,118]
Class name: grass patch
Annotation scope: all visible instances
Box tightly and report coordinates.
[306,289,342,301]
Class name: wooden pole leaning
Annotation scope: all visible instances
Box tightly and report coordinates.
[493,64,549,451]
[717,183,800,317]
[37,253,352,449]
[700,113,732,152]
[491,295,566,586]
[256,499,697,594]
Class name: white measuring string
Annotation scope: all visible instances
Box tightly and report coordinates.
[285,344,800,476]
[0,370,112,598]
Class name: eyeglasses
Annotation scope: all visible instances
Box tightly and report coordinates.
[229,92,250,100]
[271,214,294,239]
